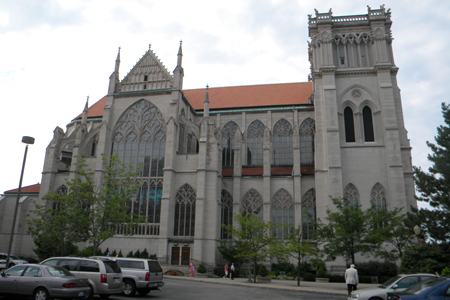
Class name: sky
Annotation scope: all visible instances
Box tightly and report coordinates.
[0,0,449,209]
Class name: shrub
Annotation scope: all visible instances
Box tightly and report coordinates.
[441,267,450,277]
[141,248,149,258]
[111,250,117,257]
[311,259,327,277]
[126,251,134,258]
[359,275,372,283]
[77,246,94,257]
[198,264,206,273]
[356,260,397,278]
[118,250,123,257]
[303,272,315,281]
[134,250,141,258]
[380,276,391,284]
[214,267,224,277]
[102,248,110,256]
[149,254,157,259]
[298,261,313,277]
[329,275,345,283]
[258,265,269,277]
[271,262,296,276]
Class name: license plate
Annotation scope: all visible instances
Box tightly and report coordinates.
[114,278,120,283]
[78,291,84,297]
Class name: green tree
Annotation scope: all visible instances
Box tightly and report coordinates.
[217,240,248,272]
[27,154,141,258]
[317,197,379,265]
[222,213,278,283]
[271,224,317,286]
[414,103,450,244]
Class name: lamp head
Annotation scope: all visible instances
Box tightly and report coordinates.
[413,225,421,235]
[22,136,35,144]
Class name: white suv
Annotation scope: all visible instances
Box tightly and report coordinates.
[0,253,27,270]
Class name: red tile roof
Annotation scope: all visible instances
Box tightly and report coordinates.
[73,96,107,121]
[73,82,312,120]
[184,82,312,110]
[4,183,41,194]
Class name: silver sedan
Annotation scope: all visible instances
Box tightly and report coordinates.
[0,264,90,300]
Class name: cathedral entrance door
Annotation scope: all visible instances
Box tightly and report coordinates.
[181,247,190,265]
[171,247,180,265]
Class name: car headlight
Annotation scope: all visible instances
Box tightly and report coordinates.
[351,293,360,298]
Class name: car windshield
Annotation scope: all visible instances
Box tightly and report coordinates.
[47,266,74,277]
[404,278,446,294]
[381,275,402,288]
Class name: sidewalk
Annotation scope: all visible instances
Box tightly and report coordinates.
[165,275,379,296]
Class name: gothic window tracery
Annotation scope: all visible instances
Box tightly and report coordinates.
[174,184,196,236]
[247,120,265,166]
[272,189,294,238]
[222,122,239,167]
[344,107,355,142]
[302,188,316,240]
[111,100,166,224]
[371,183,387,210]
[344,183,359,207]
[242,189,263,218]
[273,119,293,166]
[300,118,315,165]
[220,190,233,239]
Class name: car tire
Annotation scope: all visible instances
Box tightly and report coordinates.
[34,288,51,300]
[369,298,384,300]
[99,295,110,299]
[123,280,137,296]
[137,288,151,295]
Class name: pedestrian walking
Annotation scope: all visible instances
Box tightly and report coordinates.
[345,264,359,297]
[230,263,235,280]
[223,263,228,279]
[189,261,196,278]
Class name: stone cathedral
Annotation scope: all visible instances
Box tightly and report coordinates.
[0,6,416,267]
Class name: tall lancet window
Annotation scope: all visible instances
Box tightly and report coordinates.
[300,118,315,165]
[344,107,355,142]
[242,189,263,218]
[220,190,233,239]
[272,189,294,238]
[247,120,265,166]
[222,122,239,167]
[302,188,316,240]
[344,183,359,207]
[363,106,375,142]
[273,119,293,165]
[111,99,166,223]
[174,184,196,236]
[371,183,387,228]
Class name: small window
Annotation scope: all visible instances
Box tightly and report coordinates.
[144,75,148,81]
[340,57,345,64]
[143,84,147,89]
[344,107,355,142]
[80,260,100,273]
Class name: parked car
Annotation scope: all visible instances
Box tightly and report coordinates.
[0,264,90,300]
[40,257,123,299]
[385,277,450,300]
[90,256,164,296]
[0,253,28,269]
[349,273,438,300]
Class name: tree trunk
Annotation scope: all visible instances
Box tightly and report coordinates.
[297,261,301,286]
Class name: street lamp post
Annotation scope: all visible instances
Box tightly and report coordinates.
[413,225,421,247]
[5,136,35,269]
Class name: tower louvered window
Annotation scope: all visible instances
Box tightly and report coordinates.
[273,119,293,166]
[112,100,165,223]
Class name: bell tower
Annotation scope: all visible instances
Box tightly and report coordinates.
[308,6,415,216]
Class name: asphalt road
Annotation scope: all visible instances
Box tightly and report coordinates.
[0,278,348,300]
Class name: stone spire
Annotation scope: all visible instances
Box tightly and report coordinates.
[172,40,184,90]
[81,96,89,125]
[203,85,210,117]
[108,47,121,95]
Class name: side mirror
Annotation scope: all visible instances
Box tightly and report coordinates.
[392,284,398,289]
[1,272,5,277]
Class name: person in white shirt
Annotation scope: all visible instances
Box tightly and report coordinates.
[345,264,359,297]
[230,263,235,280]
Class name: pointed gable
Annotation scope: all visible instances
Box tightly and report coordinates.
[120,46,173,92]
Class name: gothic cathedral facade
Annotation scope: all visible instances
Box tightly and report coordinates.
[1,6,416,266]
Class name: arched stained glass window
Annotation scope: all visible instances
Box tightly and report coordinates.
[111,99,166,224]
[222,122,239,167]
[273,119,293,165]
[272,189,294,238]
[344,107,355,142]
[247,120,265,166]
[302,188,316,240]
[56,185,68,195]
[363,106,375,142]
[300,118,315,165]
[371,183,387,210]
[344,183,359,207]
[242,189,263,218]
[220,190,233,239]
[174,184,196,236]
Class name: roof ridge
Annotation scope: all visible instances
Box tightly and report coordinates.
[183,81,310,91]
